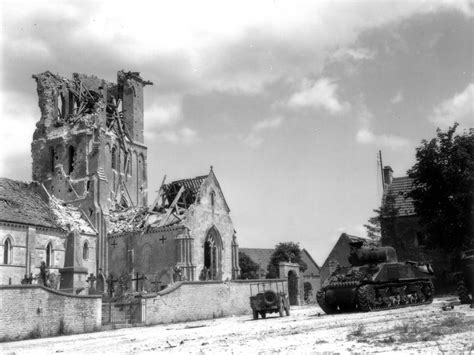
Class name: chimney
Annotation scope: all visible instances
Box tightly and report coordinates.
[383,166,393,185]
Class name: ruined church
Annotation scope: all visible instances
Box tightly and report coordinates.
[0,70,240,290]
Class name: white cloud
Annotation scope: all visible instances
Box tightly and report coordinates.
[429,83,474,130]
[253,116,284,131]
[146,127,199,145]
[0,91,37,176]
[391,90,404,104]
[331,47,376,61]
[146,98,182,128]
[288,78,350,114]
[356,128,410,150]
[355,104,409,150]
[241,116,285,148]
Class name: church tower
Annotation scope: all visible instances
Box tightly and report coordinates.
[31,70,153,275]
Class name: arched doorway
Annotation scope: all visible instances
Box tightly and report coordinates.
[288,270,298,305]
[204,226,222,280]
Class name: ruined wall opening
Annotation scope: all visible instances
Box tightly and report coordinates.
[68,145,76,174]
[111,146,117,170]
[50,147,56,172]
[57,93,66,119]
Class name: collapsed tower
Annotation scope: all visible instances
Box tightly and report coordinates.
[31,70,153,275]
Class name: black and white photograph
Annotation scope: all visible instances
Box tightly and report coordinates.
[0,0,473,353]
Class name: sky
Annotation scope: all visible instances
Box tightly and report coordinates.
[0,0,473,265]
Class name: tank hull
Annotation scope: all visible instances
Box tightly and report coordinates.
[317,279,434,313]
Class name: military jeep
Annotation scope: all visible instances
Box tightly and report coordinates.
[249,281,290,319]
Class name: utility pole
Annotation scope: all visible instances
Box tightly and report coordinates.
[379,150,385,189]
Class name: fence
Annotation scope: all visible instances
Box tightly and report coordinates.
[102,300,145,326]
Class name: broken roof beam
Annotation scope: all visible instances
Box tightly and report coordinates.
[158,186,184,227]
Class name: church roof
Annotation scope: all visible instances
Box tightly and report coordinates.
[0,178,62,229]
[384,177,416,217]
[162,175,208,208]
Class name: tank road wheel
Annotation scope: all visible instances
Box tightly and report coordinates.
[457,281,471,304]
[357,285,376,312]
[316,289,337,314]
[253,310,258,320]
[422,281,434,304]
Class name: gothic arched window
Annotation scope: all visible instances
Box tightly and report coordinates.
[83,241,89,260]
[46,242,54,267]
[3,237,12,264]
[203,227,223,281]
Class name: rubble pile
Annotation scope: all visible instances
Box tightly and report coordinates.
[49,195,96,234]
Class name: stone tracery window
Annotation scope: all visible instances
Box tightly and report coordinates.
[204,227,223,280]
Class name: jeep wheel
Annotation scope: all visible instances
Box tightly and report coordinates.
[253,310,258,320]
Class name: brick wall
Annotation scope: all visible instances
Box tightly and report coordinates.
[143,279,286,325]
[0,285,101,341]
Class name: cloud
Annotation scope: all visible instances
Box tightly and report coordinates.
[146,127,199,145]
[146,97,182,128]
[429,83,474,130]
[0,90,37,177]
[241,116,284,148]
[331,47,376,61]
[355,103,410,150]
[391,90,404,104]
[356,128,410,150]
[288,78,350,114]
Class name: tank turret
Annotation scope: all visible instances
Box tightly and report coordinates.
[317,242,434,313]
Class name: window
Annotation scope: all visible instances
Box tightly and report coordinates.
[111,146,117,170]
[68,146,75,174]
[50,147,56,172]
[46,242,53,267]
[83,242,89,260]
[3,238,12,264]
[210,191,215,208]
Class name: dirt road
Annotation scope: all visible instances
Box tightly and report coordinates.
[2,297,473,354]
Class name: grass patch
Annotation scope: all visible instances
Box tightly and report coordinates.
[348,324,365,338]
[27,326,42,339]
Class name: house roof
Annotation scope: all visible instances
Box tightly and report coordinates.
[384,177,416,217]
[302,248,321,272]
[0,178,62,229]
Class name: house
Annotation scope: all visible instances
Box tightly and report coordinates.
[380,166,450,292]
[319,233,375,284]
[0,178,97,285]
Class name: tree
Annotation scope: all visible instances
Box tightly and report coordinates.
[266,242,307,279]
[407,124,473,254]
[238,252,260,279]
[364,190,398,243]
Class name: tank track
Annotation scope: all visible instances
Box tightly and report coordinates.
[318,279,434,314]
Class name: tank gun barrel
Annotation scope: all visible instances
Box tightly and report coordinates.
[348,246,398,266]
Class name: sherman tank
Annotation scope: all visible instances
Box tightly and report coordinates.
[317,241,435,313]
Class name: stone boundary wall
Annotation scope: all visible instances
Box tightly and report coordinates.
[0,285,101,341]
[143,279,287,325]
